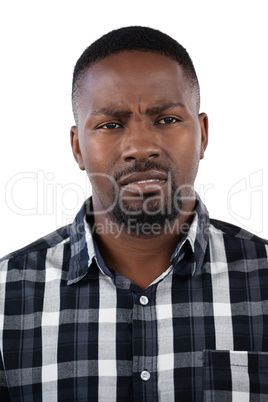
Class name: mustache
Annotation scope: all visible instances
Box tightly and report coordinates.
[112,160,172,182]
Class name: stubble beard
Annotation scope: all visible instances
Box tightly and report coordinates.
[109,166,183,237]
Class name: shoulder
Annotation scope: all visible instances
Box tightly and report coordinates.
[0,224,71,267]
[209,218,268,245]
[207,218,268,265]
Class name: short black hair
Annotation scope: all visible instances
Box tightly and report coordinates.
[72,26,200,123]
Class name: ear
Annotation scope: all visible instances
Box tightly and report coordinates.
[198,113,209,159]
[70,126,85,170]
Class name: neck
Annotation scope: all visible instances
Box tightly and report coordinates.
[91,198,196,289]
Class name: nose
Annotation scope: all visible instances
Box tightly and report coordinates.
[121,123,162,162]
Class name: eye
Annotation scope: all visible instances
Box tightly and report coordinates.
[99,122,121,130]
[157,117,178,125]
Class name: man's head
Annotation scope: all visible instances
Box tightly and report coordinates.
[72,26,200,125]
[70,27,208,237]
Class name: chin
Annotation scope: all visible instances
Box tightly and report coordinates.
[110,207,181,237]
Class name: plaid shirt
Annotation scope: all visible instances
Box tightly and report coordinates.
[1,195,268,401]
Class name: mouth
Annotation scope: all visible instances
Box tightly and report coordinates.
[118,170,168,195]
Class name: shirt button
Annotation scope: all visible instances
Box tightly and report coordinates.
[140,295,149,305]
[140,370,151,381]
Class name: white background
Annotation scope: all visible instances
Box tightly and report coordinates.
[1,0,267,256]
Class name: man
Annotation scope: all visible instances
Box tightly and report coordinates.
[1,26,268,401]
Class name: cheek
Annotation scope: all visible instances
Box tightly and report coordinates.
[87,170,118,207]
[80,147,117,195]
[80,136,112,174]
[169,133,201,182]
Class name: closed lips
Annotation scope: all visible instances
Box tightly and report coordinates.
[118,170,167,186]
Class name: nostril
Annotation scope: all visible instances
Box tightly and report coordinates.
[124,156,136,162]
[121,142,162,162]
[124,153,159,162]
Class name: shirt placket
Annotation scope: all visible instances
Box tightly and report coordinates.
[132,286,158,402]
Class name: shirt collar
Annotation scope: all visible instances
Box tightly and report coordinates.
[170,194,210,276]
[67,198,96,285]
[67,194,210,285]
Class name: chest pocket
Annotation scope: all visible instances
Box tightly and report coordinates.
[203,350,268,401]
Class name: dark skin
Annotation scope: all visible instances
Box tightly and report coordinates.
[71,51,208,289]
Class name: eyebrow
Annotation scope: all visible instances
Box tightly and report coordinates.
[91,101,185,118]
[146,102,185,115]
[91,108,132,117]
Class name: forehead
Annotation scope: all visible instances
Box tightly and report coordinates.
[76,51,194,116]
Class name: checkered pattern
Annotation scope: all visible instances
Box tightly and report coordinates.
[1,195,268,401]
